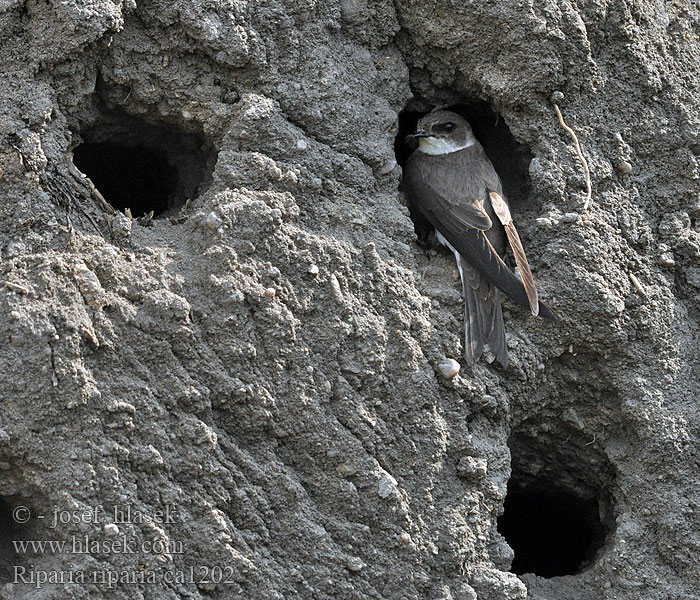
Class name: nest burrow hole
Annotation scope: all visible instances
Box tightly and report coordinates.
[497,425,616,578]
[72,110,216,218]
[0,496,21,583]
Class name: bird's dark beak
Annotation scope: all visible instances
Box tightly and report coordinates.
[405,131,430,142]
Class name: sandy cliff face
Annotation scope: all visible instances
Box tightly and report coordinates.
[0,1,699,598]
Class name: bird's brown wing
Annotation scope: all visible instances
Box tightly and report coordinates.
[404,153,493,231]
[404,152,559,321]
[489,192,539,316]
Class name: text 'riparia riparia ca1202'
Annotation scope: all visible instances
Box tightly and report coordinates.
[401,109,559,368]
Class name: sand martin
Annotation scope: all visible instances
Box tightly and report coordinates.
[402,109,558,367]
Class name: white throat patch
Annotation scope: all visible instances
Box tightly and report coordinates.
[418,136,474,155]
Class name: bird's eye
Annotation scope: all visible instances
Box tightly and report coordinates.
[435,122,455,133]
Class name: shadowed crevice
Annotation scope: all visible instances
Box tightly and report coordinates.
[0,497,21,584]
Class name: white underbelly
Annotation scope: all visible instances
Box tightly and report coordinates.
[435,231,465,284]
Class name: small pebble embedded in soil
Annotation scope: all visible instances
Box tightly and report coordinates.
[378,158,397,175]
[345,557,365,572]
[616,160,632,174]
[206,212,222,231]
[438,358,460,378]
[377,473,398,498]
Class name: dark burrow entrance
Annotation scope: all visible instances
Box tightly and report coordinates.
[0,496,20,583]
[499,477,608,577]
[72,110,217,218]
[497,424,616,578]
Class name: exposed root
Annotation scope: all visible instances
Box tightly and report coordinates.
[2,281,31,294]
[552,102,592,211]
[68,160,116,215]
[629,272,647,297]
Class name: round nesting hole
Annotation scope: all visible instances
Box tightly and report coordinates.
[497,423,616,578]
[72,111,216,218]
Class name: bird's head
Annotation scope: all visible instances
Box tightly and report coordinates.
[407,110,477,155]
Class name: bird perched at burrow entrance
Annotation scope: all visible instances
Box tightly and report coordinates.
[401,109,559,368]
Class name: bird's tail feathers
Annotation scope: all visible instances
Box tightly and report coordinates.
[486,289,508,368]
[463,278,485,365]
[459,256,508,367]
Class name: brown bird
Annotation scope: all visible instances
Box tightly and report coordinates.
[401,109,558,368]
